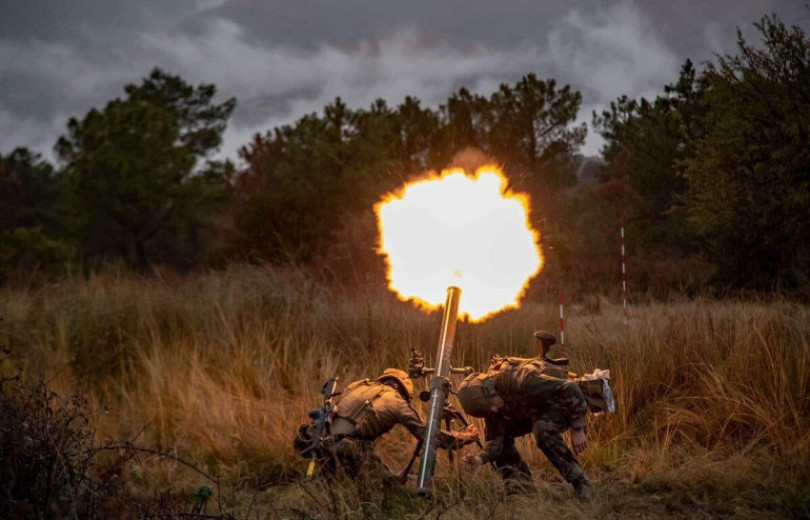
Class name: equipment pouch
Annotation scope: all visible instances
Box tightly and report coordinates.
[575,369,616,414]
[331,380,386,434]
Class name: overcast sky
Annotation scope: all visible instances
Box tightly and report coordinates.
[1,0,808,164]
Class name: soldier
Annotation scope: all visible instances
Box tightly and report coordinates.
[457,332,593,499]
[295,368,478,486]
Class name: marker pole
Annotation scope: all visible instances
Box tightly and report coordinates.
[558,291,566,357]
[621,218,628,326]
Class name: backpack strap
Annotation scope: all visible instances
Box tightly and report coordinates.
[332,380,387,434]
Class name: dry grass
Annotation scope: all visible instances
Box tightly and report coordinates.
[1,265,809,518]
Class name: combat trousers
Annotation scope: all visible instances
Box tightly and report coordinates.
[492,435,536,494]
[532,423,589,486]
[492,419,536,494]
[320,438,399,488]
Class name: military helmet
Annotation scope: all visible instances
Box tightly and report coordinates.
[377,368,415,402]
[457,373,495,418]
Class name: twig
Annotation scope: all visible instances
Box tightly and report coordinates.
[100,441,226,517]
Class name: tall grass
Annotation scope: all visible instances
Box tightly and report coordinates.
[1,265,808,516]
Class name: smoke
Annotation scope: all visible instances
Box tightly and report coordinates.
[448,148,497,174]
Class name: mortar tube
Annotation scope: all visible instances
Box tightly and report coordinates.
[417,286,462,497]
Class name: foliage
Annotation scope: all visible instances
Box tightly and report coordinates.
[591,61,703,251]
[440,75,585,190]
[0,148,63,232]
[233,96,446,266]
[0,227,73,283]
[233,74,585,267]
[593,14,810,292]
[55,68,235,271]
[0,357,116,519]
[484,74,586,190]
[0,149,74,281]
[2,11,808,297]
[681,15,810,290]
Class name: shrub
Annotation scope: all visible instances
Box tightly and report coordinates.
[1,365,97,517]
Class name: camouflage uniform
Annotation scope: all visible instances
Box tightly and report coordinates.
[296,377,469,485]
[477,357,590,493]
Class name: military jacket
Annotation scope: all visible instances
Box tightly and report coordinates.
[479,357,588,463]
[331,380,464,449]
[487,356,585,424]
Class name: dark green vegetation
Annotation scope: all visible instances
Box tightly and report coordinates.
[592,15,810,292]
[1,14,808,295]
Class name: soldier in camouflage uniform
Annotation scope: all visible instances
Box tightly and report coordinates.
[457,332,593,498]
[295,368,478,486]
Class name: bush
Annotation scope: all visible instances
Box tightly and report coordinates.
[0,227,73,284]
[0,358,108,518]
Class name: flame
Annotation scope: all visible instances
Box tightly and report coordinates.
[375,165,543,322]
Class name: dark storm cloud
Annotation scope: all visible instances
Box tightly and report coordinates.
[0,0,221,40]
[204,0,578,48]
[1,0,808,161]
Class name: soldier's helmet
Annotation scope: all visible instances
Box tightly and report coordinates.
[534,330,557,346]
[457,373,495,418]
[377,368,415,402]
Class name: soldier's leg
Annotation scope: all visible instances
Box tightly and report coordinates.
[328,438,365,478]
[493,437,535,494]
[362,449,399,489]
[532,420,592,497]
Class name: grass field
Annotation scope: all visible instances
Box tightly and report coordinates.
[2,264,809,519]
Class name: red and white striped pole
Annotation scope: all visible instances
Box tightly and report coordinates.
[621,218,628,326]
[558,291,567,356]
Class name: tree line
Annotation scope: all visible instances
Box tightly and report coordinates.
[1,14,808,295]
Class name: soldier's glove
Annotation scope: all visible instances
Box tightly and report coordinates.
[462,424,480,445]
[571,428,588,455]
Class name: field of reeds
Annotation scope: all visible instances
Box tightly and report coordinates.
[2,264,809,519]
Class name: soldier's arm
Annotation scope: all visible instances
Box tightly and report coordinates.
[476,414,506,464]
[395,400,473,450]
[564,382,589,431]
[526,374,588,430]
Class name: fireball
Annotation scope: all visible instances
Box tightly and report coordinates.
[375,165,543,322]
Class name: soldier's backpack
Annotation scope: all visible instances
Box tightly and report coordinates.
[488,355,616,415]
[574,369,616,415]
[488,355,574,383]
[328,379,388,436]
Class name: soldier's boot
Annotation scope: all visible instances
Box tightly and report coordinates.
[572,477,594,500]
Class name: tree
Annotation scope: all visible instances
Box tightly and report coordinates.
[592,61,704,248]
[681,15,810,289]
[56,69,235,270]
[233,76,587,270]
[0,148,73,279]
[487,74,586,189]
[438,75,586,191]
[233,96,445,266]
[0,148,62,232]
[438,87,490,162]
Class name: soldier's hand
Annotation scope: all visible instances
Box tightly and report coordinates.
[463,424,479,443]
[571,428,587,455]
[462,453,484,470]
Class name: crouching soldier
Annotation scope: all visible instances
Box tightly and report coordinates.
[295,368,478,487]
[457,335,593,499]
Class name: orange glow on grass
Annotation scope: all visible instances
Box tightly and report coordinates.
[375,165,543,322]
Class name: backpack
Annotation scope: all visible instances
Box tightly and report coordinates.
[488,355,573,384]
[330,379,388,435]
[489,355,616,415]
[574,369,616,415]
